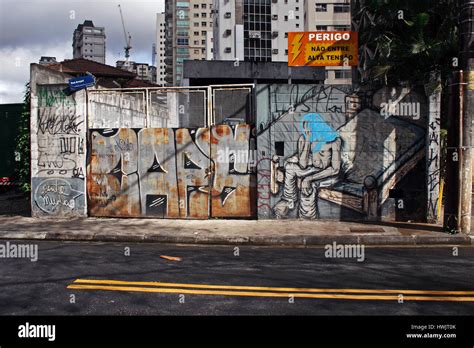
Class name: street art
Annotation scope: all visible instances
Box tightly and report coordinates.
[32,178,85,215]
[272,113,343,219]
[87,125,254,218]
[30,82,439,222]
[256,84,433,221]
[36,86,85,178]
[426,91,441,223]
[32,85,86,216]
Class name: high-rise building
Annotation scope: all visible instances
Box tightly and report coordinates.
[211,0,352,84]
[212,0,302,61]
[72,20,106,64]
[304,0,352,84]
[156,13,167,86]
[164,0,214,86]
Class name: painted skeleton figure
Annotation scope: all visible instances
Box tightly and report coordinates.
[273,114,342,219]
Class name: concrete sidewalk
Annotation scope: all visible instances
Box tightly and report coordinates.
[0,215,472,246]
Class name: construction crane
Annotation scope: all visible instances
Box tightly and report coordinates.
[118,4,132,61]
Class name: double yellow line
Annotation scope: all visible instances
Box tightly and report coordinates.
[67,279,474,302]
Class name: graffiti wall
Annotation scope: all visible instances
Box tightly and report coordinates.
[87,125,255,218]
[256,84,432,222]
[29,75,439,222]
[31,84,86,216]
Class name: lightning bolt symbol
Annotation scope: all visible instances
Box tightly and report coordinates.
[290,33,304,64]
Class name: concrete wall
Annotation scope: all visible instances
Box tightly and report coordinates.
[256,84,434,222]
[29,74,440,223]
[30,64,87,217]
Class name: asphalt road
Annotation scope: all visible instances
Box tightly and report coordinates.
[0,240,473,315]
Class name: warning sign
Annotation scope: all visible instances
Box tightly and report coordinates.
[288,31,358,67]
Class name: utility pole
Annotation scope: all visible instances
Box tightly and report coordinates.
[460,0,474,234]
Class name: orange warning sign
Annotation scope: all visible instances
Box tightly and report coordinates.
[288,31,358,67]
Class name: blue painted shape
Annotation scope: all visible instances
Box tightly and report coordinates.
[300,113,339,152]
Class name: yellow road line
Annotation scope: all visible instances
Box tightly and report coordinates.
[72,279,474,296]
[67,284,474,302]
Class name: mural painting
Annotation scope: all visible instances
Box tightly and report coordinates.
[256,84,432,221]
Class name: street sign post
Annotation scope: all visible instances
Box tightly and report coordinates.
[288,31,358,67]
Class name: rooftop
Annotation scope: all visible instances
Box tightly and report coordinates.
[76,20,95,31]
[42,58,157,88]
[47,58,136,78]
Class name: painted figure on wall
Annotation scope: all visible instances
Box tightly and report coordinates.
[257,84,432,222]
[273,113,343,219]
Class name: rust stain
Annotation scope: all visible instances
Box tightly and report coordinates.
[88,124,254,220]
[176,129,185,144]
[215,125,231,137]
[236,128,249,142]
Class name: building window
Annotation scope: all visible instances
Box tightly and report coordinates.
[316,4,327,12]
[335,70,352,79]
[201,21,207,26]
[333,25,351,31]
[201,3,206,8]
[316,25,328,31]
[202,13,207,18]
[334,4,350,13]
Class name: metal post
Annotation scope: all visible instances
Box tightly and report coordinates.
[459,0,474,234]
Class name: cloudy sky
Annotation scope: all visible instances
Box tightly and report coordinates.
[0,0,164,103]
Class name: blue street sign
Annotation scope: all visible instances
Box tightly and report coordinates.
[68,75,96,91]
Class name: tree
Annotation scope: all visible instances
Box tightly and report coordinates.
[353,0,459,89]
[15,83,31,192]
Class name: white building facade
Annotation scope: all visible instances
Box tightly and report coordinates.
[211,0,352,84]
[156,12,167,86]
[72,20,106,64]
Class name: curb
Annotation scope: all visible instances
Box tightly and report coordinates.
[0,230,471,246]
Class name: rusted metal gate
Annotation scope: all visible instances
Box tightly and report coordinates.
[86,85,256,219]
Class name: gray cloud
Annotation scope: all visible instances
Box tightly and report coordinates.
[0,0,164,103]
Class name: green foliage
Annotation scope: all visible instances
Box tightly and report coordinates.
[15,83,31,192]
[353,0,459,87]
